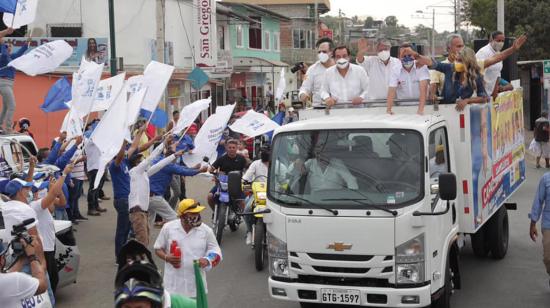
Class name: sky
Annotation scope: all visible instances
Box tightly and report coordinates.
[325,0,460,32]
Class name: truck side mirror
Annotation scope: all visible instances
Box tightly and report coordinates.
[228,171,243,200]
[438,173,457,201]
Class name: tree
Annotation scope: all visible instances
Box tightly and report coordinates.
[351,15,360,25]
[385,15,398,27]
[462,0,550,60]
[364,16,374,28]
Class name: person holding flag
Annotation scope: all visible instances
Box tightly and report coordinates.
[154,199,222,299]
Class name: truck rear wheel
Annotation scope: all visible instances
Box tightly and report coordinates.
[470,225,490,258]
[487,206,509,259]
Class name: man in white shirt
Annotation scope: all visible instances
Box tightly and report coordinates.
[356,38,401,100]
[320,46,369,107]
[299,38,335,107]
[387,43,430,115]
[154,199,222,298]
[476,31,505,97]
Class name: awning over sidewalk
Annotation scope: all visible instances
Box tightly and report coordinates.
[233,57,288,73]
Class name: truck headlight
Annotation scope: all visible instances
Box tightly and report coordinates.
[395,234,425,284]
[268,231,289,278]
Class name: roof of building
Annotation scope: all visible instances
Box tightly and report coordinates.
[221,0,330,12]
[217,4,262,24]
[220,2,291,21]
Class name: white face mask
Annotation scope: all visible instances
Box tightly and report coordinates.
[318,52,329,63]
[491,41,504,52]
[378,50,390,62]
[336,58,349,69]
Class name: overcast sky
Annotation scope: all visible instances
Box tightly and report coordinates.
[325,0,459,32]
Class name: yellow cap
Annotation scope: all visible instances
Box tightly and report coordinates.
[435,144,445,153]
[176,199,205,216]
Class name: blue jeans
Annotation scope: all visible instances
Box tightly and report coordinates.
[54,208,68,220]
[114,198,130,258]
[69,179,84,219]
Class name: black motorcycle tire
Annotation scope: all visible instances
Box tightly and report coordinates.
[215,204,227,245]
[254,220,266,271]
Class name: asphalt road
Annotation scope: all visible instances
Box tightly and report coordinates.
[56,167,550,308]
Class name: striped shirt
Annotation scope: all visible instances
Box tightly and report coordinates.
[71,161,87,180]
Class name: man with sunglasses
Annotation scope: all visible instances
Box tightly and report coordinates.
[299,38,335,108]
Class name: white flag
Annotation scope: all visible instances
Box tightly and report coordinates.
[182,104,236,167]
[126,87,147,126]
[275,68,286,103]
[3,0,38,29]
[8,40,73,76]
[229,110,280,138]
[127,75,145,96]
[61,108,83,138]
[173,97,211,134]
[91,73,126,112]
[141,61,174,112]
[72,60,104,118]
[89,90,128,189]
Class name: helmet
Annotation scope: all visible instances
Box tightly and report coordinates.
[114,261,164,308]
[18,118,30,129]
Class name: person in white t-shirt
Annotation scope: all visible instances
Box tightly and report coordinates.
[154,199,222,298]
[387,43,430,115]
[242,148,270,245]
[30,163,73,293]
[320,46,369,107]
[356,38,401,100]
[476,31,506,98]
[0,235,48,308]
[299,38,336,107]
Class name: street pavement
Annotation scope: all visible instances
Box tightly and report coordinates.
[56,167,550,308]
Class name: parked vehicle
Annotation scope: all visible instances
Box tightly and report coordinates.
[265,90,525,307]
[242,176,268,271]
[211,171,243,245]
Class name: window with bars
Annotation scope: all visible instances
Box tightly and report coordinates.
[248,17,262,49]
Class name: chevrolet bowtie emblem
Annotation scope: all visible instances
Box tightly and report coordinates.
[327,242,352,252]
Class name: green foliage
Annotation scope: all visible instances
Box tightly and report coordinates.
[462,0,550,60]
[385,15,398,27]
[364,16,375,28]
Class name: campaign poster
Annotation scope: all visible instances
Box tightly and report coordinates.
[470,91,525,229]
[6,37,109,67]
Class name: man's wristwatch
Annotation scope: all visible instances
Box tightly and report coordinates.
[27,254,40,264]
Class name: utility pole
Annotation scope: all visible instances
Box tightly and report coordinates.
[108,0,117,76]
[497,0,504,32]
[156,0,166,64]
[314,0,319,41]
[455,0,461,33]
[432,9,435,56]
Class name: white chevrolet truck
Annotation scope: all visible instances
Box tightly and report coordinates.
[264,90,525,307]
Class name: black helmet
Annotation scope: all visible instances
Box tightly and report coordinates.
[114,262,164,308]
[18,118,30,129]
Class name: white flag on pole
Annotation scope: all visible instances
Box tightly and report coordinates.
[71,60,104,118]
[229,110,280,138]
[60,108,83,138]
[275,68,286,103]
[8,40,73,76]
[3,0,39,29]
[88,90,129,189]
[127,75,145,96]
[182,104,236,167]
[141,61,175,112]
[91,72,126,112]
[173,97,211,134]
[126,87,147,126]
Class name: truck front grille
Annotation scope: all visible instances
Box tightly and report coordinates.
[297,275,391,288]
[307,253,374,262]
[312,266,370,274]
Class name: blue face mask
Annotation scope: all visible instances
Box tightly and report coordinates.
[402,55,414,69]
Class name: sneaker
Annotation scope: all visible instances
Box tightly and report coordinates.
[76,215,89,221]
[537,164,541,169]
[97,207,108,212]
[100,196,111,201]
[245,232,252,245]
[87,210,100,216]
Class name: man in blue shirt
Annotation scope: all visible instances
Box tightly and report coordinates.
[529,172,550,286]
[0,32,30,132]
[148,148,207,226]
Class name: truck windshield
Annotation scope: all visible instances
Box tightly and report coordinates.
[269,129,424,209]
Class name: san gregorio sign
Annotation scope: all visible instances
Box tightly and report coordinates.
[193,0,217,67]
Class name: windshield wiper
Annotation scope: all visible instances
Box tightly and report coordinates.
[273,190,339,216]
[322,198,398,216]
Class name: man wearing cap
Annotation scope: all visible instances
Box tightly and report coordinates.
[154,199,222,298]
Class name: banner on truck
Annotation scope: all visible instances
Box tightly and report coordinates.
[470,91,525,229]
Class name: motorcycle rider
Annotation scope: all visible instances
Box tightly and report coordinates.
[242,147,270,245]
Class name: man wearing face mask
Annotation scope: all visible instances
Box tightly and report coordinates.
[387,44,430,115]
[154,199,222,298]
[299,38,335,107]
[320,46,369,107]
[356,38,401,100]
[476,31,506,98]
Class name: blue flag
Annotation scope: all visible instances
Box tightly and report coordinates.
[0,0,17,14]
[40,77,71,113]
[189,67,209,90]
[266,111,285,140]
[140,108,169,128]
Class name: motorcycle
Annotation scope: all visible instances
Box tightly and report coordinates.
[242,176,268,271]
[211,170,243,245]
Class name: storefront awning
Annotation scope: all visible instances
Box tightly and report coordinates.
[233,57,288,73]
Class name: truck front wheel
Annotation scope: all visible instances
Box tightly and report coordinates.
[432,256,453,308]
[487,206,509,259]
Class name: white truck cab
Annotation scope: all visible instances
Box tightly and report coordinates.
[266,90,525,307]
